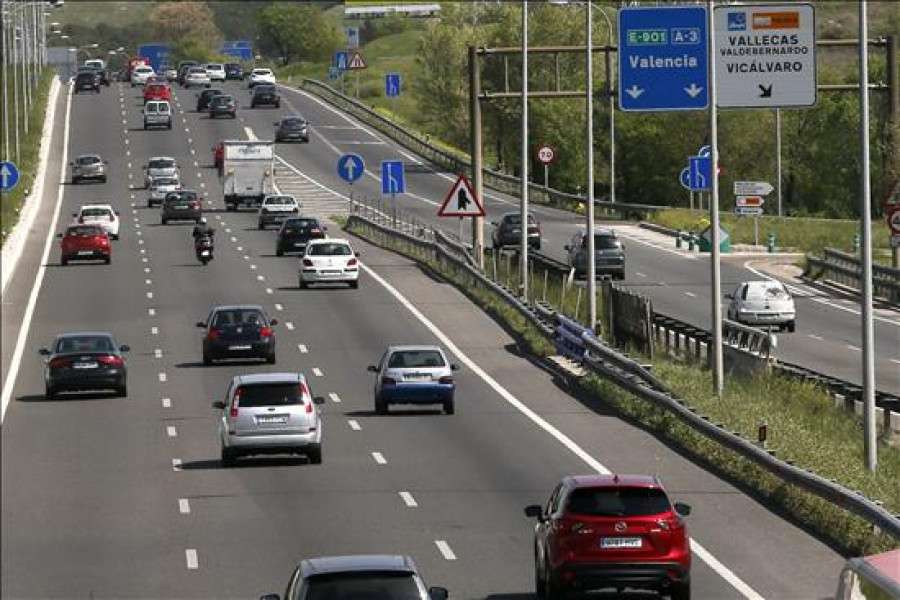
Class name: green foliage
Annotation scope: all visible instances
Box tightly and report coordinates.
[258,4,342,66]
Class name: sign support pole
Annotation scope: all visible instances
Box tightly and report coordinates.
[708,0,724,398]
[519,0,529,299]
[586,0,597,331]
[469,46,484,268]
[776,108,783,216]
[858,0,877,471]
[544,164,549,189]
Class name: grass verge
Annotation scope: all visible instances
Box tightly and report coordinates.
[346,216,900,556]
[1,69,55,246]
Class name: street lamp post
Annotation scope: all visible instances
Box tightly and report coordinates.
[520,0,530,299]
[586,1,597,330]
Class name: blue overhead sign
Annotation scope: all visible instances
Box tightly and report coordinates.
[337,153,364,184]
[688,155,711,191]
[221,40,253,61]
[385,73,401,98]
[0,160,20,192]
[381,160,405,196]
[333,51,348,71]
[618,6,708,112]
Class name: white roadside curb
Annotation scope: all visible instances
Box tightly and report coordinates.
[1,75,62,297]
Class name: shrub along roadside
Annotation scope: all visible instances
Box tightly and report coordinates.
[345,217,900,556]
[0,69,54,247]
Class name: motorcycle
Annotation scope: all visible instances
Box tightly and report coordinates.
[195,234,214,265]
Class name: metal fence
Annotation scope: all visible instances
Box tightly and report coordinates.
[806,247,900,305]
[345,206,900,540]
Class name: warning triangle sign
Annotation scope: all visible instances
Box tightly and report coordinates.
[348,52,367,70]
[438,173,485,217]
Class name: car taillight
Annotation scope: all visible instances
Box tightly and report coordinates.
[260,327,273,338]
[305,402,313,414]
[96,236,108,245]
[208,327,220,340]
[283,229,293,235]
[100,355,124,367]
[381,376,396,386]
[230,388,242,418]
[261,208,269,214]
[302,259,314,267]
[78,217,84,224]
[347,258,358,267]
[310,228,320,235]
[190,201,200,209]
[49,357,70,368]
[438,375,454,385]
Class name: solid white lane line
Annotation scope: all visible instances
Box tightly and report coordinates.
[172,458,182,471]
[185,549,198,570]
[372,452,387,465]
[328,392,341,403]
[298,344,308,353]
[178,498,191,514]
[162,397,171,408]
[846,345,861,352]
[636,272,647,277]
[360,262,765,600]
[399,491,418,507]
[435,540,456,560]
[285,322,295,330]
[691,544,763,600]
[275,303,283,311]
[348,419,361,431]
[158,372,167,382]
[166,426,177,438]
[684,292,697,298]
[312,367,323,377]
[807,334,823,341]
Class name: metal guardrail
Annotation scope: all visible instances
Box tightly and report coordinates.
[346,208,900,541]
[299,78,668,217]
[807,248,900,305]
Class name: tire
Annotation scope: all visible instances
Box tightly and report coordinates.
[534,551,546,597]
[61,257,68,266]
[258,222,264,230]
[275,101,280,108]
[100,176,107,183]
[116,384,127,398]
[104,256,111,265]
[220,447,237,468]
[307,445,322,465]
[349,280,359,289]
[276,246,284,257]
[375,398,388,415]
[298,278,307,289]
[200,257,209,266]
[443,400,455,415]
[545,569,566,600]
[203,352,212,366]
[166,123,171,130]
[73,176,80,185]
[266,353,276,365]
[787,321,796,333]
[670,582,691,600]
[161,218,168,225]
[144,122,148,130]
[45,384,56,400]
[250,102,256,108]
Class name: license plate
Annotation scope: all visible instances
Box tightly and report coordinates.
[405,373,431,381]
[201,250,210,257]
[293,242,306,248]
[257,415,287,424]
[78,250,94,256]
[322,270,341,276]
[73,362,99,369]
[600,537,642,549]
[228,345,252,351]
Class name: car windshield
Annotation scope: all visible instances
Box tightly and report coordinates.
[81,208,111,218]
[282,118,305,128]
[304,573,423,600]
[54,335,114,354]
[149,159,175,169]
[212,309,265,327]
[388,350,446,369]
[152,177,178,187]
[236,383,303,408]
[566,487,671,517]
[307,243,352,257]
[76,156,101,165]
[167,192,197,203]
[66,225,104,237]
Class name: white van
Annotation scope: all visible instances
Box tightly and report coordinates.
[84,58,105,70]
[143,100,172,130]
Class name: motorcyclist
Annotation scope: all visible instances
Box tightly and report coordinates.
[192,217,215,241]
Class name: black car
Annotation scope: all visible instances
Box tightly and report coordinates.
[198,305,277,365]
[224,63,244,80]
[40,332,129,398]
[565,229,626,280]
[74,71,100,93]
[161,190,202,225]
[209,94,236,119]
[196,88,223,112]
[251,84,280,108]
[274,116,309,143]
[276,217,327,256]
[491,212,541,251]
[176,60,200,85]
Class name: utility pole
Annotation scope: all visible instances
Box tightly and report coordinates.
[586,1,597,330]
[519,1,529,299]
[469,46,485,268]
[708,0,724,397]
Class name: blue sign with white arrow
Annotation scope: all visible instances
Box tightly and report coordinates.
[688,155,711,191]
[333,51,348,72]
[381,160,405,196]
[679,167,692,191]
[385,73,401,98]
[0,161,20,192]
[337,154,364,184]
[618,6,708,112]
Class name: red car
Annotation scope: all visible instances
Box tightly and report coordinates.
[59,224,111,265]
[525,474,691,600]
[143,82,171,102]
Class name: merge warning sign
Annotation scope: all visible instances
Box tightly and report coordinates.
[714,3,816,109]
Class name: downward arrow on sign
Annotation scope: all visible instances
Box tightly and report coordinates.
[758,84,773,98]
[625,85,644,99]
[684,83,704,98]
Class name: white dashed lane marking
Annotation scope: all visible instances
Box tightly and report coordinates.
[154,348,162,359]
[399,492,418,507]
[162,397,171,408]
[435,540,456,560]
[298,344,308,353]
[372,452,387,465]
[172,458,182,471]
[328,393,341,403]
[185,549,198,570]
[158,372,167,382]
[275,303,283,311]
[285,322,295,330]
[151,326,159,335]
[312,367,323,377]
[178,498,191,514]
[348,419,361,431]
[166,426,177,438]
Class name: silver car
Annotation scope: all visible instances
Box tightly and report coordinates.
[184,66,211,88]
[726,280,797,332]
[368,345,459,415]
[70,154,108,184]
[147,176,181,207]
[143,156,179,188]
[216,372,325,466]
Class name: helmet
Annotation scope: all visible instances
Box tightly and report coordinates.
[199,217,207,225]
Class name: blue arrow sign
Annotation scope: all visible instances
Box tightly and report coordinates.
[333,51,348,71]
[679,167,691,191]
[618,6,708,112]
[381,160,405,196]
[328,66,340,80]
[0,161,20,192]
[697,145,710,158]
[689,155,711,191]
[337,153,364,184]
[385,73,401,98]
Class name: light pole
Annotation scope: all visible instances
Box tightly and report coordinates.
[520,0,530,299]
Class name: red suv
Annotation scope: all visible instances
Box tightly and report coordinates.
[58,224,111,265]
[143,82,171,102]
[525,474,691,600]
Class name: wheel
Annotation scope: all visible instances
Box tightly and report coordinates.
[73,176,80,185]
[534,551,546,597]
[196,218,202,224]
[275,101,280,108]
[349,280,359,289]
[670,581,691,600]
[375,398,388,415]
[787,321,796,333]
[203,352,212,366]
[220,447,237,467]
[144,122,148,130]
[45,384,56,400]
[200,257,209,266]
[111,233,119,240]
[545,568,566,600]
[307,445,322,465]
[61,257,68,266]
[298,278,307,289]
[166,123,171,130]
[100,176,107,183]
[116,384,127,398]
[161,218,168,225]
[266,353,276,365]
[258,222,264,230]
[443,400,455,415]
[250,102,256,108]
[276,246,284,257]
[104,256,111,265]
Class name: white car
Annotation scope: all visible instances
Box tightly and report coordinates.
[726,280,796,332]
[183,67,211,88]
[205,63,226,81]
[299,238,360,289]
[131,66,155,87]
[147,176,182,207]
[258,195,300,229]
[74,204,120,240]
[161,66,178,81]
[248,68,276,88]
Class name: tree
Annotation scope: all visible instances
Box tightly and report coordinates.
[148,2,224,51]
[258,4,341,66]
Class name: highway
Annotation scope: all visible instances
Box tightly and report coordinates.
[0,78,850,598]
[263,82,900,395]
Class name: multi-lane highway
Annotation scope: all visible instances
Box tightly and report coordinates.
[0,77,853,598]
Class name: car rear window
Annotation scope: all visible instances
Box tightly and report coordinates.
[66,225,104,237]
[76,156,101,165]
[503,214,536,226]
[81,208,112,217]
[566,487,671,517]
[307,243,352,257]
[282,118,305,126]
[284,219,320,231]
[388,350,446,369]
[237,383,302,407]
[212,309,266,327]
[264,196,294,205]
[745,283,790,301]
[304,573,421,599]
[55,335,114,354]
[149,158,176,169]
[593,234,621,250]
[167,191,197,203]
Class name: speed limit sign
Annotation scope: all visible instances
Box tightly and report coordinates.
[536,144,555,165]
[889,205,900,235]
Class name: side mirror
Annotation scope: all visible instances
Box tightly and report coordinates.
[428,588,449,600]
[724,293,733,300]
[196,321,206,328]
[68,161,74,166]
[524,504,544,519]
[313,396,325,405]
[211,400,226,410]
[354,251,361,257]
[451,364,460,371]
[674,502,692,517]
[38,348,51,356]
[323,226,328,231]
[119,344,130,352]
[367,365,378,373]
[115,211,120,216]
[269,318,278,325]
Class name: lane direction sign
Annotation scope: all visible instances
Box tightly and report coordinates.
[0,161,20,192]
[385,73,401,98]
[689,155,711,191]
[735,206,764,216]
[348,52,367,70]
[333,51,348,71]
[714,4,817,108]
[337,153,364,184]
[381,160,405,195]
[679,167,691,190]
[438,173,485,217]
[734,180,774,196]
[618,6,708,112]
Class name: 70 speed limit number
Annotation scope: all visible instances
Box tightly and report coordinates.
[536,144,556,165]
